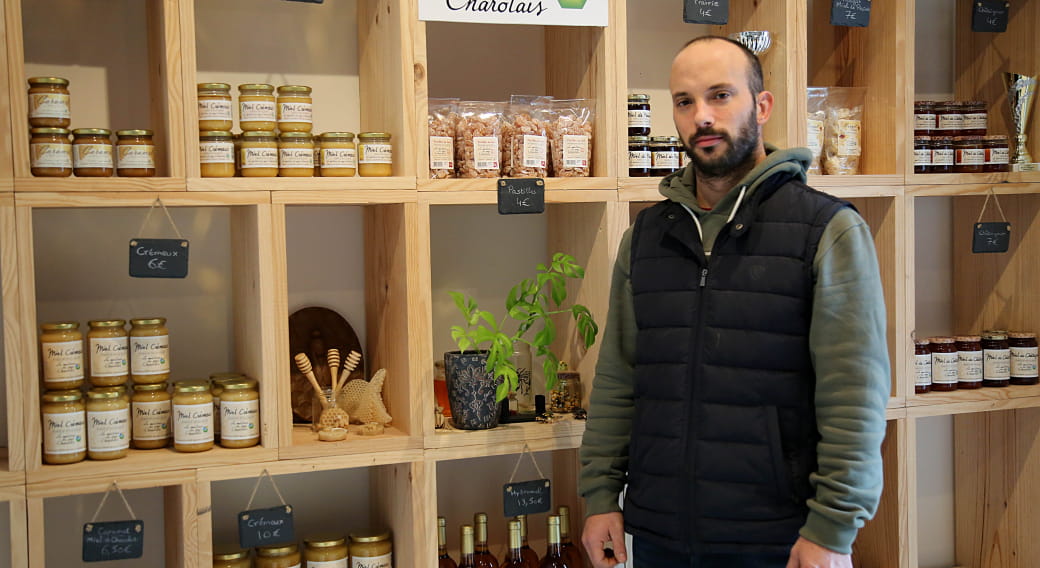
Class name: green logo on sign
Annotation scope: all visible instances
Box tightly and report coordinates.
[558,0,587,8]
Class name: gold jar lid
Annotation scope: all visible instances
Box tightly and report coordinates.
[116,129,153,137]
[1010,331,1036,339]
[198,82,231,91]
[238,83,274,92]
[913,338,931,345]
[213,548,250,560]
[41,321,78,331]
[628,136,651,144]
[928,336,955,344]
[174,380,209,393]
[279,132,313,141]
[88,319,126,328]
[28,76,69,86]
[222,378,258,391]
[304,533,347,548]
[72,128,112,137]
[320,132,355,140]
[43,390,83,403]
[983,331,1008,341]
[358,132,391,140]
[241,131,276,141]
[87,389,121,400]
[30,128,70,136]
[955,335,981,342]
[628,93,650,102]
[349,530,391,543]
[277,85,312,95]
[130,317,166,326]
[257,543,299,557]
[200,131,233,139]
[134,382,167,392]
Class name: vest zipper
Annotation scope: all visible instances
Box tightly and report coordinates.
[684,256,710,552]
[699,267,707,287]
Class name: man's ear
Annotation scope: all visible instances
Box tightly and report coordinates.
[756,90,774,125]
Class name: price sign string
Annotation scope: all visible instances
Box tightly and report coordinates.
[507,443,546,484]
[89,481,138,524]
[136,197,185,240]
[976,188,1009,226]
[243,469,290,512]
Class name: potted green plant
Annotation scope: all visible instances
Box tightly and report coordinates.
[444,252,599,430]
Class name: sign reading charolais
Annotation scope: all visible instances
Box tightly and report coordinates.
[418,0,607,27]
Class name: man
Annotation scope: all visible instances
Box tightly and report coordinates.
[578,36,889,568]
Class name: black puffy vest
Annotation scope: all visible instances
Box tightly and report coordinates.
[623,174,850,555]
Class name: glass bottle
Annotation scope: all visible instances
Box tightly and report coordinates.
[558,506,583,568]
[474,512,499,568]
[515,515,540,566]
[511,342,534,415]
[501,520,536,568]
[539,515,569,568]
[459,525,478,568]
[439,516,458,568]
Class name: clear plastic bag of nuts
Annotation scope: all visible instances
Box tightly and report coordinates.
[822,87,865,175]
[549,99,595,177]
[455,101,505,178]
[507,95,552,177]
[428,98,459,178]
[806,87,826,175]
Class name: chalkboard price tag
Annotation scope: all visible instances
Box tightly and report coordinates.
[82,520,144,562]
[498,178,545,215]
[129,238,189,279]
[503,479,551,517]
[683,0,728,25]
[831,0,871,27]
[238,505,295,549]
[972,0,1010,33]
[972,222,1011,253]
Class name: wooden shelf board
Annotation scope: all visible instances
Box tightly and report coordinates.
[0,483,24,501]
[906,171,1040,186]
[619,176,903,201]
[807,174,906,188]
[28,468,198,499]
[907,385,1040,417]
[272,189,418,205]
[199,448,424,482]
[418,177,617,192]
[189,176,416,192]
[907,183,1040,197]
[419,189,616,205]
[14,191,270,208]
[14,177,186,192]
[280,425,418,461]
[0,179,13,192]
[425,417,586,460]
[0,455,25,489]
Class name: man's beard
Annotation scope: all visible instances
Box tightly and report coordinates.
[685,107,759,179]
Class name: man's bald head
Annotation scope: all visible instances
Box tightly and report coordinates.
[677,36,764,98]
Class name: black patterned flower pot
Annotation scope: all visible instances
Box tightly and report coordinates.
[444,350,502,430]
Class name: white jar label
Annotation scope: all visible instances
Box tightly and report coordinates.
[653,150,681,169]
[988,147,1010,165]
[429,136,454,170]
[471,137,499,170]
[41,339,84,383]
[221,399,260,440]
[174,403,213,445]
[279,148,314,168]
[240,100,276,122]
[73,144,114,169]
[279,102,312,123]
[359,142,393,164]
[932,148,954,166]
[308,560,347,568]
[913,113,936,131]
[628,150,651,169]
[836,119,862,156]
[628,109,651,128]
[29,93,71,119]
[131,335,169,376]
[198,98,232,121]
[43,410,86,455]
[807,119,824,152]
[88,408,130,452]
[200,141,234,164]
[117,144,155,169]
[30,143,72,169]
[984,348,1011,380]
[913,148,932,166]
[914,353,932,386]
[323,147,357,169]
[1011,346,1038,378]
[521,135,548,168]
[351,553,391,568]
[241,147,278,168]
[938,114,964,131]
[931,352,959,384]
[133,399,171,441]
[562,134,590,167]
[90,336,128,377]
[958,350,983,382]
[956,148,985,165]
[963,113,988,130]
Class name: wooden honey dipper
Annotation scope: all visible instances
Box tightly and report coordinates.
[294,353,327,408]
[327,348,341,396]
[295,352,350,431]
[336,350,363,395]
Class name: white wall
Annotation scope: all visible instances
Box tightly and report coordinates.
[0,502,9,568]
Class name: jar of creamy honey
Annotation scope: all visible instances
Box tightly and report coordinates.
[213,548,252,568]
[278,132,314,177]
[129,318,170,384]
[132,382,170,449]
[209,372,245,441]
[238,83,277,131]
[349,531,392,567]
[30,127,73,177]
[304,533,348,567]
[198,83,233,131]
[86,389,130,460]
[93,384,130,403]
[71,128,114,177]
[42,390,86,465]
[200,131,236,177]
[277,85,313,133]
[219,378,260,448]
[241,131,278,176]
[357,132,393,177]
[256,543,302,568]
[173,380,214,452]
[318,132,356,177]
[39,321,85,390]
[28,77,71,128]
[87,319,128,387]
[115,130,156,177]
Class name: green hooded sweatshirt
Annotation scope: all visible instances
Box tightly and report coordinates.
[578,145,890,554]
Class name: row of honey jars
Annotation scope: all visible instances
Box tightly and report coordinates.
[915,331,1037,394]
[215,531,390,568]
[39,319,169,391]
[914,100,989,137]
[911,135,1009,174]
[30,128,156,177]
[199,83,313,133]
[202,131,392,177]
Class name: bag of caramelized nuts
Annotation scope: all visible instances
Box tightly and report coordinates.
[549,98,595,177]
[506,95,552,178]
[455,101,505,178]
[428,98,458,179]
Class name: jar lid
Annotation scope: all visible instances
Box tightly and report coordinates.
[30,127,70,135]
[175,380,209,393]
[199,131,233,138]
[212,548,249,560]
[320,132,356,140]
[222,378,258,390]
[913,100,935,108]
[28,76,69,86]
[41,321,78,331]
[953,135,982,142]
[983,331,1008,340]
[628,136,650,143]
[116,129,153,137]
[349,530,391,543]
[933,136,954,143]
[913,338,931,345]
[937,101,963,108]
[983,134,1009,142]
[197,82,231,91]
[279,132,313,140]
[72,128,112,137]
[238,83,274,92]
[913,136,932,143]
[88,319,126,328]
[928,336,955,344]
[627,93,650,102]
[1009,331,1036,339]
[134,382,167,392]
[963,100,987,107]
[87,389,121,400]
[955,335,981,342]
[358,132,391,140]
[304,533,347,548]
[241,131,276,140]
[257,543,299,557]
[278,85,312,94]
[130,317,166,326]
[650,136,674,143]
[43,390,83,402]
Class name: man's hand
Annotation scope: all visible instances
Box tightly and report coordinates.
[582,512,627,567]
[786,537,852,568]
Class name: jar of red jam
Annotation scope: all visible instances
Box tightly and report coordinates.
[914,101,937,137]
[1009,331,1038,385]
[929,137,954,174]
[936,101,964,137]
[956,335,983,389]
[962,101,988,136]
[983,135,1010,173]
[913,136,931,174]
[982,330,1011,387]
[914,339,932,394]
[953,136,985,173]
[929,336,958,391]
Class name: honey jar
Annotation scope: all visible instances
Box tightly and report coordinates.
[627,94,651,136]
[219,378,260,449]
[209,373,245,437]
[357,132,393,176]
[349,531,392,568]
[129,318,170,384]
[983,135,1010,173]
[1009,331,1038,385]
[198,83,233,131]
[213,548,251,568]
[71,128,114,177]
[115,130,156,177]
[628,136,651,177]
[318,132,357,177]
[913,100,936,137]
[929,136,954,174]
[982,330,1011,387]
[27,77,71,128]
[953,136,985,174]
[132,382,171,449]
[936,101,964,137]
[256,543,302,568]
[914,338,931,394]
[240,131,278,176]
[650,136,681,177]
[30,127,72,177]
[87,319,128,387]
[303,534,348,567]
[93,384,130,403]
[238,83,277,131]
[86,389,130,460]
[39,321,84,390]
[913,136,931,175]
[278,132,314,177]
[929,336,958,391]
[41,390,86,465]
[277,85,313,133]
[956,335,983,389]
[962,101,988,136]
[173,380,214,452]
[200,131,236,177]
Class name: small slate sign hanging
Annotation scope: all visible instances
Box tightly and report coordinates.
[129,238,189,278]
[82,520,144,562]
[683,0,729,25]
[972,0,1010,33]
[238,505,295,549]
[503,479,552,518]
[498,178,545,215]
[831,0,871,27]
[972,222,1011,253]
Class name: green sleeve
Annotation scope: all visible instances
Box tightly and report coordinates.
[800,208,890,554]
[578,228,637,516]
